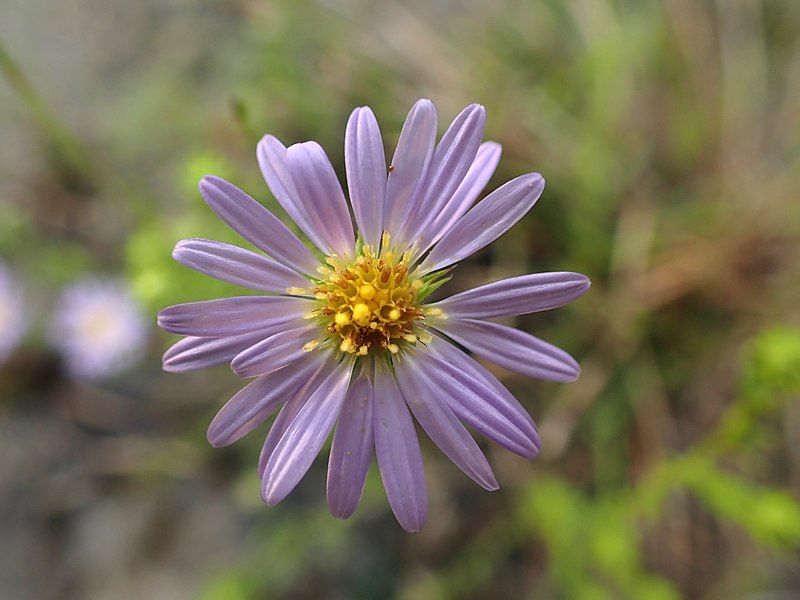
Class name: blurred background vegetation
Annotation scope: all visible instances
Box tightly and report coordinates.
[1,0,799,598]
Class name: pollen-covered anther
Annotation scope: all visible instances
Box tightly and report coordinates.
[418,330,433,344]
[352,303,371,326]
[359,284,376,301]
[302,340,320,352]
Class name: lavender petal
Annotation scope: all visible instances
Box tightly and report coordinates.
[173,238,310,293]
[257,135,332,255]
[199,176,318,277]
[157,296,311,337]
[162,331,269,373]
[327,372,374,519]
[230,325,319,378]
[372,362,428,533]
[285,142,355,259]
[345,107,386,249]
[419,173,545,274]
[258,136,354,258]
[383,99,437,246]
[418,141,501,252]
[394,353,499,491]
[258,359,338,477]
[399,104,485,250]
[434,318,580,382]
[207,351,328,447]
[261,358,354,506]
[421,335,540,458]
[430,272,590,319]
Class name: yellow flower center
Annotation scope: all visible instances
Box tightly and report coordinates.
[312,242,425,356]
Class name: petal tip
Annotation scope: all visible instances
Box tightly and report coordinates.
[171,241,187,261]
[468,102,486,116]
[527,172,545,187]
[256,134,286,159]
[329,505,356,520]
[261,482,283,507]
[206,410,237,448]
[480,474,500,491]
[399,517,426,533]
[199,174,225,194]
[410,98,437,120]
[569,274,592,299]
[206,428,227,449]
[198,174,214,187]
[525,431,542,458]
[229,354,249,376]
[161,357,181,373]
[258,133,280,146]
[564,363,581,382]
[230,361,249,378]
[506,430,542,459]
[155,311,169,331]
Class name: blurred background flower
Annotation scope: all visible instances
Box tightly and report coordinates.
[49,279,147,380]
[1,0,799,598]
[0,263,25,364]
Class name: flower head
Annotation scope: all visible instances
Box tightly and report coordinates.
[51,279,148,380]
[158,100,590,531]
[311,242,424,356]
[0,263,26,365]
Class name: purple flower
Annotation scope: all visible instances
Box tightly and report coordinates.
[159,100,589,532]
[51,279,148,380]
[0,263,26,364]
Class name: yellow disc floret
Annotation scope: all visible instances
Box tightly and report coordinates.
[311,241,426,356]
[358,283,376,301]
[352,303,371,326]
[334,311,351,326]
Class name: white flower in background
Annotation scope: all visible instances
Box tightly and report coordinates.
[50,279,148,379]
[0,263,26,364]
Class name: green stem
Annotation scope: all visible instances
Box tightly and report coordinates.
[0,37,95,184]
